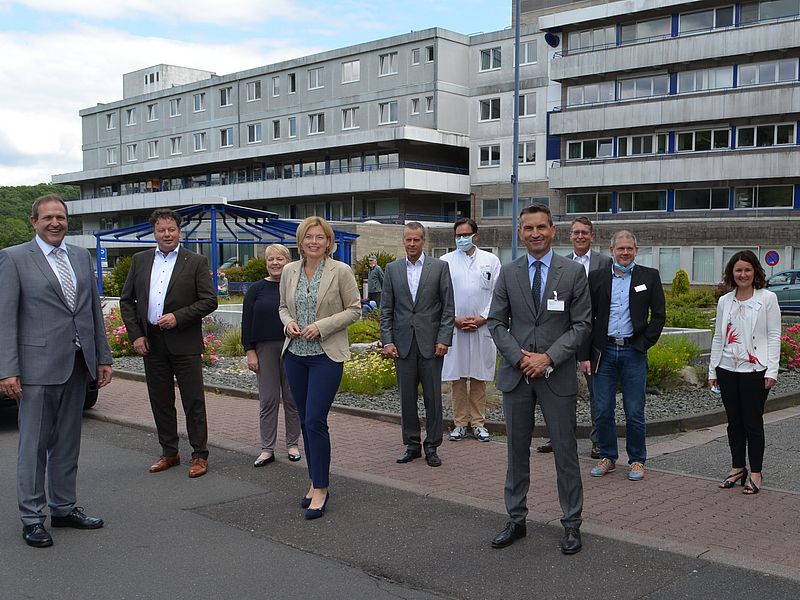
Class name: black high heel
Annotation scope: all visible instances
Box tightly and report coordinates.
[719,468,747,489]
[743,475,761,495]
[304,491,330,520]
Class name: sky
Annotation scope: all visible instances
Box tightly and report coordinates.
[0,0,511,186]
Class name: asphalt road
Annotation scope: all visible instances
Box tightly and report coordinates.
[1,411,799,600]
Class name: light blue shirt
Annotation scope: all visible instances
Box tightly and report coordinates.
[527,249,553,307]
[148,245,180,325]
[608,265,634,338]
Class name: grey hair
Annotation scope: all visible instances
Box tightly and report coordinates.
[610,230,637,248]
[403,221,426,239]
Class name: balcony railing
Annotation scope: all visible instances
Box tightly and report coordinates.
[78,160,469,201]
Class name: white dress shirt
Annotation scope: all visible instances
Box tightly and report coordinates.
[573,250,591,276]
[148,246,180,324]
[35,234,77,294]
[405,253,426,302]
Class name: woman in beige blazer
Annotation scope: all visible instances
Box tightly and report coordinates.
[279,216,361,519]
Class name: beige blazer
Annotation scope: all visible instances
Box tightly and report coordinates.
[279,258,361,363]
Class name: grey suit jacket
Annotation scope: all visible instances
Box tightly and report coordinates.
[0,238,113,385]
[380,255,455,359]
[488,252,591,395]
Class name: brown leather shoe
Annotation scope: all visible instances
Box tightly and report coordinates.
[188,458,208,478]
[149,455,181,473]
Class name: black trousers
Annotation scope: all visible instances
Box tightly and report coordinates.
[717,367,768,473]
[144,325,209,459]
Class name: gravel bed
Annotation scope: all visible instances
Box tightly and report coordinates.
[112,355,800,425]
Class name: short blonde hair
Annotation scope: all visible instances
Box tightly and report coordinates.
[296,216,335,257]
[264,243,291,261]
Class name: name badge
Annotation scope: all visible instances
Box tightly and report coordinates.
[634,284,647,292]
[548,299,565,312]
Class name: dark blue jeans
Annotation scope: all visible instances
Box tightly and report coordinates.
[594,343,648,464]
[283,351,343,489]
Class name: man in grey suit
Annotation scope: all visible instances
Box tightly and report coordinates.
[488,204,591,554]
[0,194,113,548]
[381,222,454,467]
[537,216,612,458]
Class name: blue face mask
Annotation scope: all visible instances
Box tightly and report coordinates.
[455,235,474,253]
[614,261,635,274]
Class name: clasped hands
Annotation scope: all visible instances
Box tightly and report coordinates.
[517,350,552,379]
[454,316,487,332]
[286,320,320,340]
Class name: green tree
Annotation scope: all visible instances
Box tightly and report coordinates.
[240,257,268,281]
[0,217,32,249]
[671,268,690,296]
[102,256,132,297]
[353,251,395,283]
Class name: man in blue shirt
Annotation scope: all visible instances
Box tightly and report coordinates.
[584,230,665,482]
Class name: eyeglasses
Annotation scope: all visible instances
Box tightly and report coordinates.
[303,234,327,243]
[570,230,591,237]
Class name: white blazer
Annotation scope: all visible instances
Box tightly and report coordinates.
[708,288,781,381]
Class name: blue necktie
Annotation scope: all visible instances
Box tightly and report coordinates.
[532,260,542,313]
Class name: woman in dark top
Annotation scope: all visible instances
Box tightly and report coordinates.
[241,244,301,467]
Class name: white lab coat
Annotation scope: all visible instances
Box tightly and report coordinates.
[441,247,502,381]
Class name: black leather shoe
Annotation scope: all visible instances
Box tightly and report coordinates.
[491,521,527,548]
[254,454,275,467]
[300,496,313,509]
[396,449,422,464]
[560,527,582,555]
[23,524,53,548]
[305,492,330,520]
[51,507,104,529]
[425,451,442,467]
[536,440,553,453]
[590,444,601,459]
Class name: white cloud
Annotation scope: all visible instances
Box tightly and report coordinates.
[10,0,316,25]
[0,23,321,185]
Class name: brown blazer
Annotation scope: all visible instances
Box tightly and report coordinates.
[279,258,361,363]
[119,246,218,355]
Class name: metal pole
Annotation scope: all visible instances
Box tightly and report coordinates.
[95,235,104,296]
[511,0,521,260]
[210,205,219,293]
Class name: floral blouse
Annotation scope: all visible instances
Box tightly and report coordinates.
[288,259,325,356]
[719,297,766,373]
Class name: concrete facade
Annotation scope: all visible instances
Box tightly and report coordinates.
[52,0,800,283]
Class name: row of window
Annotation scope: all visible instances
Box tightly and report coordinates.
[105,99,436,165]
[566,0,800,54]
[478,142,536,167]
[566,58,798,106]
[107,47,440,130]
[96,152,405,197]
[565,185,795,213]
[566,122,797,160]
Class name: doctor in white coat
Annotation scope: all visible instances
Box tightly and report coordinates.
[441,218,502,442]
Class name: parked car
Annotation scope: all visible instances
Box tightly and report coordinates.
[766,270,800,310]
[0,382,98,411]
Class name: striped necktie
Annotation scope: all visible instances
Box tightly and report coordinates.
[532,260,542,313]
[53,247,77,311]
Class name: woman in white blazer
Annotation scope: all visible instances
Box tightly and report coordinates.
[279,216,361,519]
[708,250,780,495]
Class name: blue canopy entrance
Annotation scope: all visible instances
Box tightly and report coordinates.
[93,203,358,295]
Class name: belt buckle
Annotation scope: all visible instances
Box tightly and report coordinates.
[612,337,625,346]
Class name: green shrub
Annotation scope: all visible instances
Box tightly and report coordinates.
[339,351,396,394]
[665,305,713,329]
[671,269,690,296]
[102,256,132,297]
[348,318,381,344]
[647,336,699,387]
[666,288,717,309]
[219,326,245,357]
[240,257,268,281]
[353,251,396,284]
[223,265,244,282]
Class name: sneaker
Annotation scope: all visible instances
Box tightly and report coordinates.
[449,425,467,441]
[590,458,616,477]
[473,426,491,442]
[628,462,645,481]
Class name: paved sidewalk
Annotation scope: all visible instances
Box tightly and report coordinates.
[92,375,800,582]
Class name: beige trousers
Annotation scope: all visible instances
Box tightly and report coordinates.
[451,378,487,428]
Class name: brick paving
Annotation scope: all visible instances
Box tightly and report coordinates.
[93,376,800,580]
